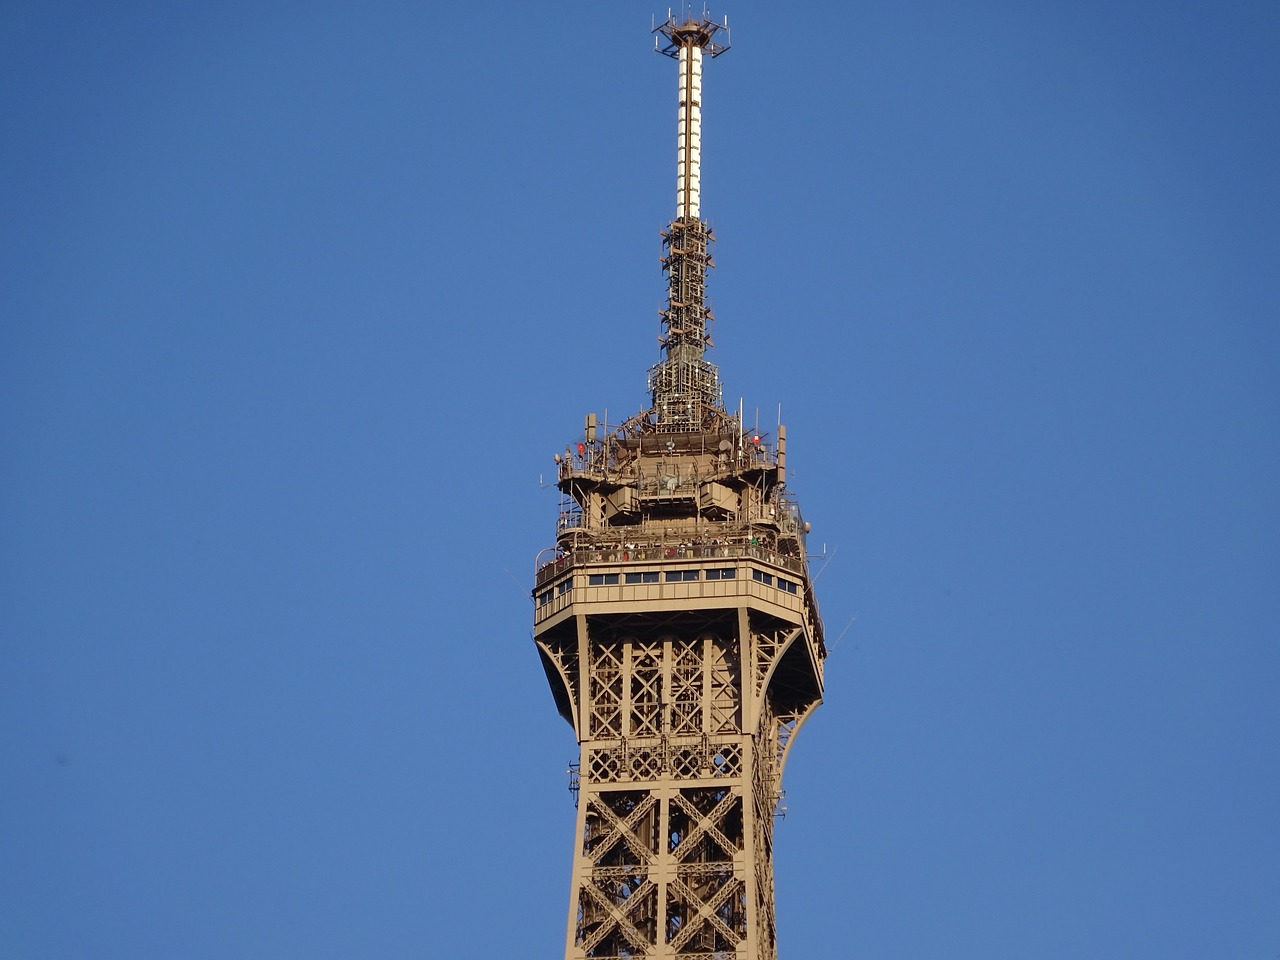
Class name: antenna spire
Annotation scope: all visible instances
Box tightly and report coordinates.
[649,12,730,433]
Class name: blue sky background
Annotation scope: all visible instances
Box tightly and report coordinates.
[3,1,1277,957]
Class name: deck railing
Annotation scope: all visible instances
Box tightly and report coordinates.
[535,539,806,588]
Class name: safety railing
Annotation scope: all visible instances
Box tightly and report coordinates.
[535,539,806,589]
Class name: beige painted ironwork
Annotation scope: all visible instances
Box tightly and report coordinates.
[534,15,825,960]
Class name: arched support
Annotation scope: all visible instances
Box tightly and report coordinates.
[536,638,580,737]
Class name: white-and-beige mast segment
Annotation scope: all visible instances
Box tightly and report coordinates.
[678,40,701,217]
[671,20,717,219]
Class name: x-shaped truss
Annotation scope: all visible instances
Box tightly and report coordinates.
[670,789,740,861]
[578,877,657,954]
[669,873,743,951]
[588,793,658,867]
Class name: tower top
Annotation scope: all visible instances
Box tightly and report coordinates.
[644,10,732,430]
[653,12,731,59]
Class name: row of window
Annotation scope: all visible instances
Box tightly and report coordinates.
[539,567,799,608]
[533,578,575,607]
[751,569,800,594]
[587,567,737,586]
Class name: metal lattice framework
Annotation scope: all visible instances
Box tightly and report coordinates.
[534,15,826,960]
[536,608,821,960]
[650,218,721,433]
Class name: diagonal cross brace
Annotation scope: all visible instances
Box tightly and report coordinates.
[589,793,659,867]
[578,877,657,954]
[668,874,743,950]
[670,789,741,862]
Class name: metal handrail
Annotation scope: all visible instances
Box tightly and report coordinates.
[535,539,806,588]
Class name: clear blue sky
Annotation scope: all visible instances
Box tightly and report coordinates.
[3,2,1277,957]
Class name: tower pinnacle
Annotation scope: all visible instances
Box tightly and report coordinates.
[649,13,730,432]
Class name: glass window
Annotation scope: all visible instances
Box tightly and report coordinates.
[706,568,736,580]
[557,580,572,595]
[665,570,699,582]
[625,573,643,584]
[588,573,620,586]
[752,569,774,586]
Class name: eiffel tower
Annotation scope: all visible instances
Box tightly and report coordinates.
[533,14,826,959]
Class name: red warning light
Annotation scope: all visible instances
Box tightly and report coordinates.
[577,443,586,455]
[751,435,761,444]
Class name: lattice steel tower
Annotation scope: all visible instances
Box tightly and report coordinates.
[533,15,826,960]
